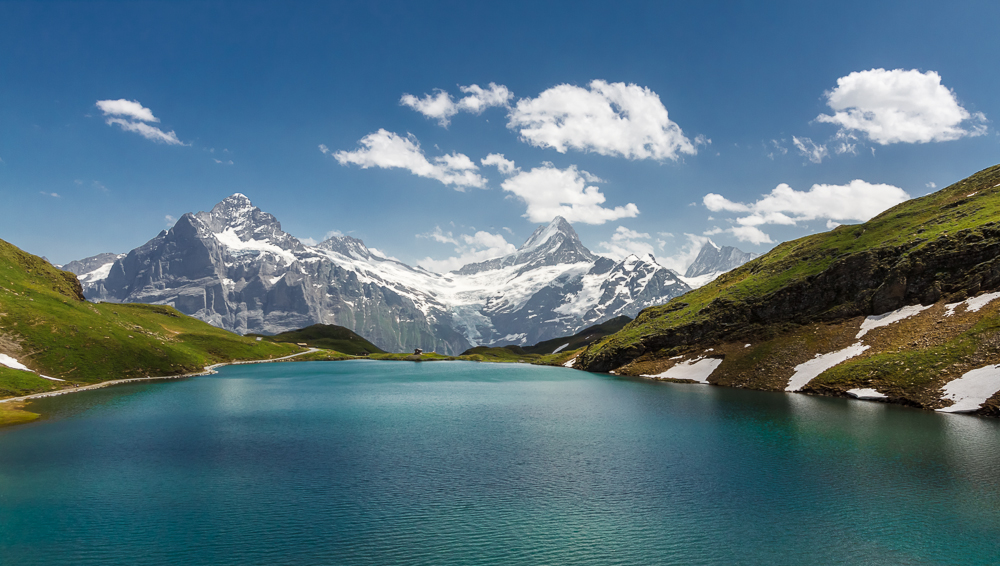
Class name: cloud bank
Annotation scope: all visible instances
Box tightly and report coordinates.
[816,68,987,145]
[483,156,639,225]
[417,227,517,273]
[401,83,512,126]
[333,129,487,190]
[704,180,910,244]
[508,80,696,160]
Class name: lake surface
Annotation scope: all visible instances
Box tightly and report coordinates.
[2,360,999,565]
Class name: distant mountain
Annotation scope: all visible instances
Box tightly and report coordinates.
[684,241,757,279]
[60,252,125,286]
[70,195,692,354]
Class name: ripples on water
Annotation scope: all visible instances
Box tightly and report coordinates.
[1,361,999,565]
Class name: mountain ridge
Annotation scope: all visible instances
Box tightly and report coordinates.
[576,164,1000,416]
[69,199,699,354]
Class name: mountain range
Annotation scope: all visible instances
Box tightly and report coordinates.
[63,194,755,355]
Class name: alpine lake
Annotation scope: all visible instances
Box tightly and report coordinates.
[2,360,999,565]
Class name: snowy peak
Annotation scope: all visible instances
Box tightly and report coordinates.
[685,243,757,278]
[316,234,373,260]
[457,216,597,275]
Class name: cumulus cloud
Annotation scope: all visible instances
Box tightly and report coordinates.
[703,179,911,243]
[816,68,987,145]
[792,136,828,164]
[333,129,487,190]
[507,80,696,160]
[40,191,60,198]
[96,99,186,145]
[493,158,639,225]
[597,226,657,259]
[651,233,716,273]
[401,83,512,126]
[416,227,517,273]
[481,153,519,175]
[95,99,159,122]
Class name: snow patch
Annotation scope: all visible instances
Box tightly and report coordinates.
[856,304,931,338]
[562,357,577,368]
[0,354,30,371]
[78,261,116,283]
[642,357,722,384]
[847,388,888,400]
[937,365,1000,413]
[786,342,869,392]
[944,292,1000,317]
[40,375,65,382]
[214,228,297,265]
[552,343,571,354]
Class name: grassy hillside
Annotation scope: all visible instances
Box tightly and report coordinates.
[251,324,385,355]
[523,316,632,354]
[577,164,1000,414]
[0,238,300,401]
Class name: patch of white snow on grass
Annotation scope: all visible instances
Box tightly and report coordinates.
[847,388,888,400]
[944,292,1000,317]
[0,354,30,371]
[786,342,869,392]
[40,375,65,382]
[562,357,577,368]
[964,291,1000,313]
[856,305,931,338]
[937,365,1000,413]
[552,343,571,354]
[642,357,722,384]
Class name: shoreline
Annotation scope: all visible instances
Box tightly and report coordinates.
[0,348,321,407]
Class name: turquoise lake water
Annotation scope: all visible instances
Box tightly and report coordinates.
[2,360,999,565]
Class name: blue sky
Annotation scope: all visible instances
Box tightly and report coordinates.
[2,0,999,270]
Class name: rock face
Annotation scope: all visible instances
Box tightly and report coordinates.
[77,194,692,354]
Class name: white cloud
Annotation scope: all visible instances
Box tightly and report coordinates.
[598,226,656,259]
[926,182,937,189]
[318,144,330,154]
[165,214,176,226]
[766,139,788,160]
[95,99,159,122]
[481,153,519,175]
[96,99,186,145]
[816,68,987,145]
[497,161,639,225]
[417,228,517,273]
[704,179,910,244]
[333,129,487,190]
[792,136,828,164]
[508,80,696,160]
[213,158,234,165]
[400,83,512,126]
[657,233,715,273]
[40,191,60,198]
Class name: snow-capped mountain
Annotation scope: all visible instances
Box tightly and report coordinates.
[680,240,757,288]
[73,194,693,354]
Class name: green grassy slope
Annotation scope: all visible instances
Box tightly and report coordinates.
[0,238,300,399]
[523,316,632,355]
[251,324,385,355]
[580,164,1000,372]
